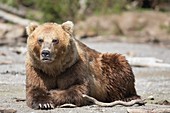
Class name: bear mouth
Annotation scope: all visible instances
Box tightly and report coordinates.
[41,58,52,63]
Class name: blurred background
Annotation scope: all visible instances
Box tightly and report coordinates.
[0,1,170,112]
[0,0,170,47]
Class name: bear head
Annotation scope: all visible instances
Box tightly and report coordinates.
[26,21,77,65]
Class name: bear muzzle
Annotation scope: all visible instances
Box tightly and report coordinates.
[41,50,52,63]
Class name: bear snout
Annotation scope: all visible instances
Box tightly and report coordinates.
[40,50,53,63]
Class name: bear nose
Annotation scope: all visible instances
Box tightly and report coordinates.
[41,50,51,57]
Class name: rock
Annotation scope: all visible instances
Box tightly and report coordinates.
[5,25,25,39]
[155,100,170,105]
[0,22,25,46]
[0,29,6,38]
[75,11,170,43]
[0,108,17,113]
[118,12,147,36]
[74,15,121,39]
[147,95,154,100]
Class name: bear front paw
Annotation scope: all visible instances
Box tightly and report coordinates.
[31,98,55,110]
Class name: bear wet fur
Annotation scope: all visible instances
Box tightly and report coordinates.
[25,21,140,109]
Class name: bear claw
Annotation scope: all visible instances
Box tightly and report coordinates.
[38,103,54,109]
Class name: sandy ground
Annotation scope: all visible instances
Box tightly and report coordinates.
[0,40,170,113]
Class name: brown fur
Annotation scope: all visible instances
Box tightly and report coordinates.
[26,21,140,109]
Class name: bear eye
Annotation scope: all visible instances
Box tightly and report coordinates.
[52,39,59,44]
[38,38,43,44]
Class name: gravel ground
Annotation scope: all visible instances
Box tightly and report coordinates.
[0,40,170,113]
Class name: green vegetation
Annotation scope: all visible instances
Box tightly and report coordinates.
[86,0,127,15]
[35,0,80,23]
[0,0,18,7]
[160,24,170,34]
[0,0,169,23]
[0,0,127,22]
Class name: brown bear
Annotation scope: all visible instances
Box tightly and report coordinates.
[25,21,140,109]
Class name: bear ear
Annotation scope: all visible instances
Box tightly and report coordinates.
[26,23,39,35]
[61,21,74,34]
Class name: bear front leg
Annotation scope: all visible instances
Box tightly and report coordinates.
[50,83,89,107]
[26,86,54,109]
[26,64,55,110]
